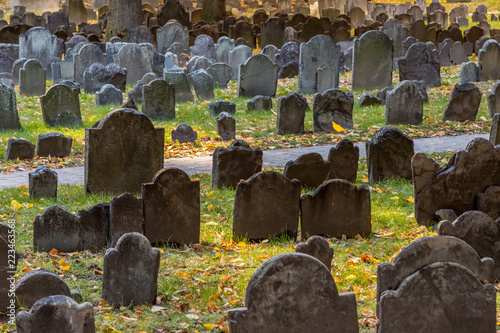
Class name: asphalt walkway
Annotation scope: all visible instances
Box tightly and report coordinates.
[0,133,489,189]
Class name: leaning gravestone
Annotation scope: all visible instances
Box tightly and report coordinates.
[385,80,423,125]
[217,112,236,140]
[0,82,21,130]
[295,235,334,270]
[276,92,308,135]
[443,83,481,122]
[102,232,160,307]
[366,127,414,182]
[233,171,301,240]
[19,59,46,96]
[283,153,329,189]
[14,270,72,308]
[228,253,359,333]
[4,138,35,160]
[29,165,57,198]
[142,79,175,120]
[33,205,82,252]
[399,42,441,87]
[143,168,200,245]
[487,81,500,118]
[313,89,354,133]
[85,108,164,194]
[212,140,263,188]
[327,138,359,183]
[40,84,81,126]
[237,54,278,98]
[189,69,214,101]
[109,193,143,247]
[490,114,500,146]
[352,30,393,90]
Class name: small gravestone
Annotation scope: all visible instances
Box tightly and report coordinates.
[296,235,334,270]
[247,95,272,111]
[29,166,57,198]
[12,58,28,85]
[19,59,46,96]
[103,232,160,307]
[41,84,81,126]
[327,138,359,183]
[357,93,382,107]
[377,86,393,105]
[458,61,479,84]
[34,206,81,252]
[209,99,236,116]
[385,80,423,125]
[313,89,354,133]
[477,186,500,220]
[36,132,72,157]
[142,79,175,120]
[143,168,200,245]
[0,82,22,130]
[14,270,71,308]
[233,171,301,240]
[228,253,359,333]
[171,124,197,143]
[95,84,123,106]
[283,153,329,189]
[217,112,236,140]
[164,71,194,103]
[276,92,308,135]
[366,127,414,182]
[237,54,278,98]
[109,193,143,247]
[128,80,145,104]
[399,42,441,87]
[450,42,469,64]
[83,63,127,93]
[189,69,214,101]
[215,36,235,64]
[5,138,35,160]
[79,203,109,250]
[443,83,481,122]
[478,40,500,82]
[487,82,500,118]
[85,109,164,194]
[156,21,189,54]
[212,140,263,188]
[490,114,500,146]
[207,63,233,89]
[50,110,83,128]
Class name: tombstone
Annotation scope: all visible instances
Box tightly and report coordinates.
[131,25,154,45]
[295,235,334,270]
[399,42,441,87]
[477,186,500,220]
[95,84,123,106]
[366,127,414,182]
[298,35,341,95]
[108,193,144,247]
[171,123,197,143]
[33,206,81,252]
[352,31,392,90]
[73,44,106,83]
[459,61,479,84]
[19,27,59,70]
[141,79,175,120]
[78,202,110,250]
[478,40,500,82]
[41,84,81,126]
[228,253,359,333]
[327,139,359,183]
[157,22,190,54]
[233,171,301,240]
[190,34,216,60]
[205,63,232,89]
[0,82,21,130]
[4,138,35,160]
[487,82,500,118]
[16,295,94,333]
[230,21,255,49]
[113,43,152,85]
[209,99,236,117]
[228,45,252,80]
[29,166,57,198]
[443,83,481,122]
[215,36,235,64]
[450,42,468,65]
[85,108,164,194]
[237,54,278,98]
[382,18,406,59]
[18,59,45,96]
[103,232,160,307]
[260,45,279,64]
[385,80,423,126]
[490,114,500,146]
[261,17,285,49]
[189,69,214,101]
[217,112,236,140]
[247,95,272,111]
[283,153,329,189]
[313,89,354,133]
[276,92,308,135]
[163,71,193,102]
[14,269,72,308]
[36,132,72,157]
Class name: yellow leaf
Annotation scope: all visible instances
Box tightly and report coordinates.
[203,324,215,330]
[345,274,356,281]
[406,196,414,203]
[331,121,345,133]
[236,241,246,247]
[59,265,71,271]
[11,200,23,210]
[17,185,27,189]
[207,204,215,211]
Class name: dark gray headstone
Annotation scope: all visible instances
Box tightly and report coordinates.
[40,84,81,126]
[450,42,469,64]
[189,69,214,101]
[171,123,197,143]
[0,82,21,130]
[164,71,194,103]
[29,166,57,198]
[73,43,106,83]
[487,82,500,118]
[283,153,329,188]
[83,62,126,93]
[5,138,35,160]
[357,93,382,107]
[109,193,143,247]
[190,34,216,60]
[276,92,308,135]
[34,206,81,252]
[295,235,334,270]
[216,112,236,140]
[237,54,278,98]
[19,59,46,96]
[443,83,481,122]
[458,61,478,84]
[209,99,236,117]
[206,63,233,89]
[78,202,109,250]
[95,84,122,106]
[399,42,441,87]
[313,89,354,133]
[247,95,272,111]
[142,79,175,120]
[14,270,71,308]
[113,43,152,85]
[478,40,500,82]
[385,80,423,125]
[490,113,500,146]
[327,138,359,183]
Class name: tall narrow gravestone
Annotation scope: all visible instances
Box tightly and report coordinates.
[0,82,21,130]
[237,54,278,98]
[85,108,164,194]
[19,59,46,96]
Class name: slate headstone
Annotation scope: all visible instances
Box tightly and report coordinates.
[142,79,175,120]
[237,54,278,98]
[385,80,423,125]
[327,138,359,183]
[216,112,236,140]
[40,84,81,126]
[14,270,71,308]
[19,59,46,96]
[4,138,35,160]
[283,153,329,188]
[29,166,57,198]
[36,132,72,157]
[276,92,308,135]
[0,82,21,130]
[295,235,334,270]
[95,84,123,106]
[33,206,81,252]
[313,89,354,133]
[209,99,236,116]
[443,83,481,122]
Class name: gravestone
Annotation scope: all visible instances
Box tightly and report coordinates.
[283,153,329,188]
[228,45,252,80]
[12,58,28,85]
[443,83,481,122]
[207,63,233,89]
[189,69,214,101]
[366,126,414,182]
[73,43,107,83]
[143,168,200,245]
[399,42,441,87]
[190,34,216,60]
[95,84,123,106]
[33,205,82,252]
[4,138,35,160]
[85,108,164,194]
[157,21,189,53]
[79,203,110,250]
[113,43,152,85]
[19,59,46,96]
[276,92,308,135]
[14,270,71,309]
[301,179,371,238]
[247,95,272,111]
[49,110,83,128]
[171,124,197,143]
[237,54,278,98]
[109,193,143,247]
[19,27,59,70]
[209,99,236,116]
[164,71,194,103]
[357,93,382,107]
[261,17,286,49]
[103,232,160,307]
[295,235,334,270]
[29,166,57,198]
[227,253,359,333]
[490,114,500,145]
[313,89,354,133]
[0,82,21,130]
[212,140,263,188]
[385,80,423,125]
[215,36,235,64]
[477,187,500,219]
[478,40,500,82]
[217,112,236,140]
[458,61,479,84]
[488,82,500,118]
[36,132,72,157]
[260,45,279,63]
[40,84,81,126]
[142,79,175,120]
[382,18,406,58]
[327,138,359,183]
[450,42,469,64]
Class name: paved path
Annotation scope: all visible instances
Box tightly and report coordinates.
[0,133,488,189]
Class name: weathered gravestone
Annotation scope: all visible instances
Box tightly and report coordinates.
[382,18,406,58]
[209,99,236,117]
[85,108,164,194]
[113,43,152,85]
[36,132,73,157]
[95,84,123,106]
[19,27,59,70]
[443,83,481,122]
[237,54,278,98]
[450,42,469,65]
[74,43,106,83]
[157,21,189,53]
[327,138,359,183]
[78,202,109,250]
[212,140,263,188]
[12,58,28,85]
[0,82,21,130]
[164,71,194,103]
[171,123,197,143]
[458,61,479,84]
[207,63,233,89]
[102,232,160,307]
[189,69,214,101]
[14,269,72,308]
[228,253,359,333]
[40,84,81,126]
[385,80,423,125]
[247,95,272,111]
[19,59,46,96]
[215,36,235,64]
[377,236,496,333]
[261,17,286,49]
[217,112,236,140]
[228,45,252,80]
[34,205,82,252]
[190,34,216,60]
[142,79,175,120]
[109,193,143,247]
[313,89,354,133]
[4,138,35,160]
[399,42,441,87]
[233,171,301,240]
[143,168,200,245]
[366,127,414,182]
[276,92,307,135]
[16,295,95,333]
[295,235,334,270]
[487,81,500,118]
[357,93,382,107]
[301,179,371,238]
[478,40,500,82]
[29,165,57,198]
[352,30,393,90]
[490,114,500,145]
[477,187,500,220]
[283,153,329,189]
